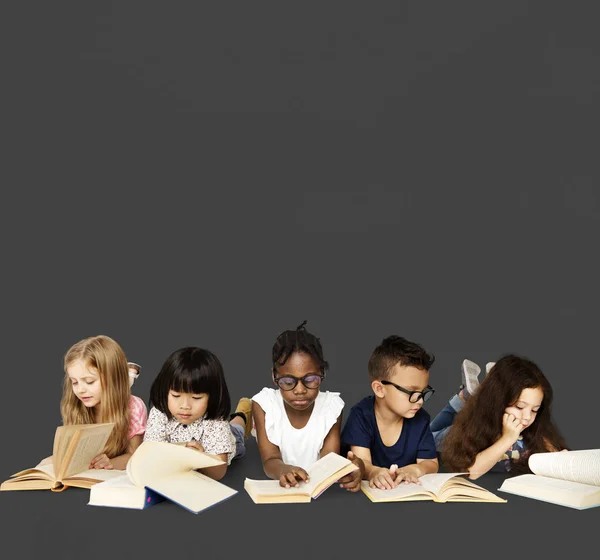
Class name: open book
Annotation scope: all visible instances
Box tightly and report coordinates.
[1,423,124,491]
[244,452,358,504]
[361,473,506,503]
[89,441,237,513]
[498,449,600,510]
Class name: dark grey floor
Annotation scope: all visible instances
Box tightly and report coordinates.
[2,1,600,558]
[1,435,598,560]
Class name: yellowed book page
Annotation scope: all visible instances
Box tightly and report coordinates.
[360,480,435,502]
[416,473,469,495]
[304,452,356,495]
[8,463,56,480]
[528,449,600,486]
[127,441,225,487]
[146,470,237,513]
[243,479,311,503]
[499,473,600,508]
[438,483,506,503]
[1,478,57,491]
[60,424,115,480]
[244,478,310,497]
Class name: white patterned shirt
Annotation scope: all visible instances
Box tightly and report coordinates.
[143,407,236,464]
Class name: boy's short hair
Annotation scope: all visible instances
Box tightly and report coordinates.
[368,335,435,381]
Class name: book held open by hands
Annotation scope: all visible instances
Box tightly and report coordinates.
[88,441,237,513]
[498,449,600,510]
[361,472,506,503]
[1,423,123,491]
[244,452,359,504]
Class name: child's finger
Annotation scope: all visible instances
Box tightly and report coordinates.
[293,468,309,483]
[286,472,301,487]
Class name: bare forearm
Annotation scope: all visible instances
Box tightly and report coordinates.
[108,453,132,470]
[263,457,291,480]
[469,436,514,479]
[200,463,228,481]
[410,460,438,476]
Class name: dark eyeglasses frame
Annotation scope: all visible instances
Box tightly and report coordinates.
[380,380,435,403]
[272,372,325,391]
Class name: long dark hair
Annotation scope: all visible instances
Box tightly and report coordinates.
[441,354,567,475]
[149,347,231,420]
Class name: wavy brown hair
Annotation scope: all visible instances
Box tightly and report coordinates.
[441,354,567,475]
[61,335,131,458]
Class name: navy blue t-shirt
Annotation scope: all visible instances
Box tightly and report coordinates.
[340,396,437,468]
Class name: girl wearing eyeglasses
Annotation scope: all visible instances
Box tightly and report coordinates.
[252,321,364,491]
[435,355,567,479]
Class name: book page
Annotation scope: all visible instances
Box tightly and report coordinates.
[304,452,355,495]
[66,469,125,482]
[528,449,600,486]
[417,473,469,495]
[499,473,600,509]
[147,470,237,513]
[60,424,115,480]
[243,478,310,497]
[127,442,225,487]
[360,480,434,502]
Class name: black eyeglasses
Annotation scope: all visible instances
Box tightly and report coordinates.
[380,380,435,403]
[273,373,325,391]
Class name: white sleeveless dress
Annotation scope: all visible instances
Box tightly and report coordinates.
[252,387,344,470]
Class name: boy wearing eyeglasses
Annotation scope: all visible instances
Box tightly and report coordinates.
[341,335,439,490]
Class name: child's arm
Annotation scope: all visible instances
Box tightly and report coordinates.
[252,400,309,488]
[319,414,364,492]
[468,412,523,480]
[89,435,144,470]
[392,457,439,484]
[184,440,229,480]
[319,415,342,457]
[350,445,397,490]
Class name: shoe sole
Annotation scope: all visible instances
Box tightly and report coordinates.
[461,359,481,395]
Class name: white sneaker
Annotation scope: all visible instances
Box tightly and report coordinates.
[461,359,481,396]
[486,362,496,374]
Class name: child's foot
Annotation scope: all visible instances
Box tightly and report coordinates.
[486,362,496,374]
[460,359,481,397]
[128,362,141,387]
[230,398,253,439]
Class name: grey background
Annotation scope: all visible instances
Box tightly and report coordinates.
[1,1,598,558]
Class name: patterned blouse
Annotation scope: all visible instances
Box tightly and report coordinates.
[143,407,236,464]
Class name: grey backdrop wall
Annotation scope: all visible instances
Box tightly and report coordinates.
[1,1,598,559]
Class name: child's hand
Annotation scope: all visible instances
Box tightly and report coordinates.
[502,412,524,443]
[279,465,309,488]
[89,454,114,470]
[338,451,364,492]
[369,466,397,490]
[185,440,205,452]
[392,464,421,485]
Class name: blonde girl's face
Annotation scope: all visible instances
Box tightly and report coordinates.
[504,387,544,430]
[168,391,209,424]
[67,359,103,409]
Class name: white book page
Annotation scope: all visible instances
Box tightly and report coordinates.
[147,470,236,513]
[88,474,135,488]
[128,442,224,487]
[528,449,600,486]
[67,469,125,482]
